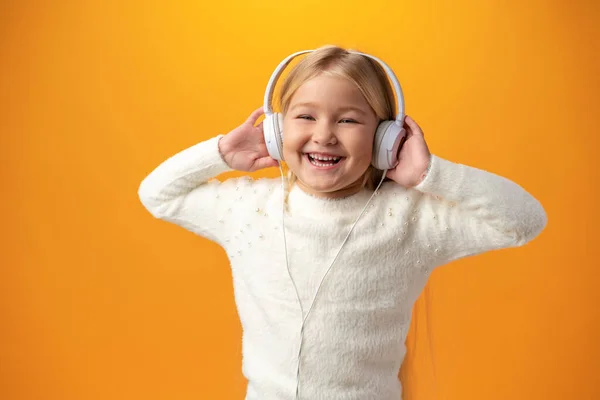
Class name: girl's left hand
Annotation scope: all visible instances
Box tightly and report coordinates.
[385,115,432,187]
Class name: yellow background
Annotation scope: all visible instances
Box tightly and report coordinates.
[1,0,598,399]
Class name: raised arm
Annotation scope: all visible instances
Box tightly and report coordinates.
[412,154,547,265]
[138,135,234,243]
[386,115,546,266]
[138,107,279,244]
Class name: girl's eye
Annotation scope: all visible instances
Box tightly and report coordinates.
[296,115,357,123]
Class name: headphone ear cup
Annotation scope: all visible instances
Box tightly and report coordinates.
[264,112,284,161]
[372,120,406,170]
[277,113,284,153]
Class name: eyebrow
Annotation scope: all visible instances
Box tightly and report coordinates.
[289,101,368,115]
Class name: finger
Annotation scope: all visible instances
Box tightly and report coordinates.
[253,156,279,171]
[246,106,265,126]
[402,122,415,140]
[255,121,264,131]
[397,134,408,151]
[404,115,424,136]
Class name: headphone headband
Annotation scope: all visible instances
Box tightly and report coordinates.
[263,49,405,124]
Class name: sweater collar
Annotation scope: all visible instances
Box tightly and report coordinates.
[285,182,375,218]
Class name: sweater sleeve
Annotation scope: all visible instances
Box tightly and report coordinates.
[137,135,238,244]
[411,154,547,266]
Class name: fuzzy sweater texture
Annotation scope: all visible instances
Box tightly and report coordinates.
[138,135,547,400]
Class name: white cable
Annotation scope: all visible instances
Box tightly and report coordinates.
[277,163,306,400]
[279,163,305,323]
[277,164,388,400]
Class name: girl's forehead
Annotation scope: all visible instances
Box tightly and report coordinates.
[291,76,368,105]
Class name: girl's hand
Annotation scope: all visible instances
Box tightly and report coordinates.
[218,107,279,172]
[385,115,432,187]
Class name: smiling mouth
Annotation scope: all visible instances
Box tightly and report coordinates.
[305,153,345,168]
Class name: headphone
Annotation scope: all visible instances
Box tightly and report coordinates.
[262,49,407,171]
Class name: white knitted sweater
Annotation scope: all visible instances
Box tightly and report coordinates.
[138,135,547,400]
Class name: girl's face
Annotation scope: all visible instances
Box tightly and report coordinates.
[282,74,379,199]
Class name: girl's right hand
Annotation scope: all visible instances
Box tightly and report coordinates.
[218,107,280,172]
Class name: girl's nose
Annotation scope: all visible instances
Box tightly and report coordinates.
[312,122,338,145]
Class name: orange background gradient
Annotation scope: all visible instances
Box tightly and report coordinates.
[1,1,598,399]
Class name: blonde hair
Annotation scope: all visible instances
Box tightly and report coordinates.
[276,44,397,191]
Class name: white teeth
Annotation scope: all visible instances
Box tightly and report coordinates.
[310,159,335,167]
[308,153,341,161]
[307,153,341,167]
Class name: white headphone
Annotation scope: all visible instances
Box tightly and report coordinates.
[262,49,406,170]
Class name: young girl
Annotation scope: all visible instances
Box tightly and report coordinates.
[138,45,547,400]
